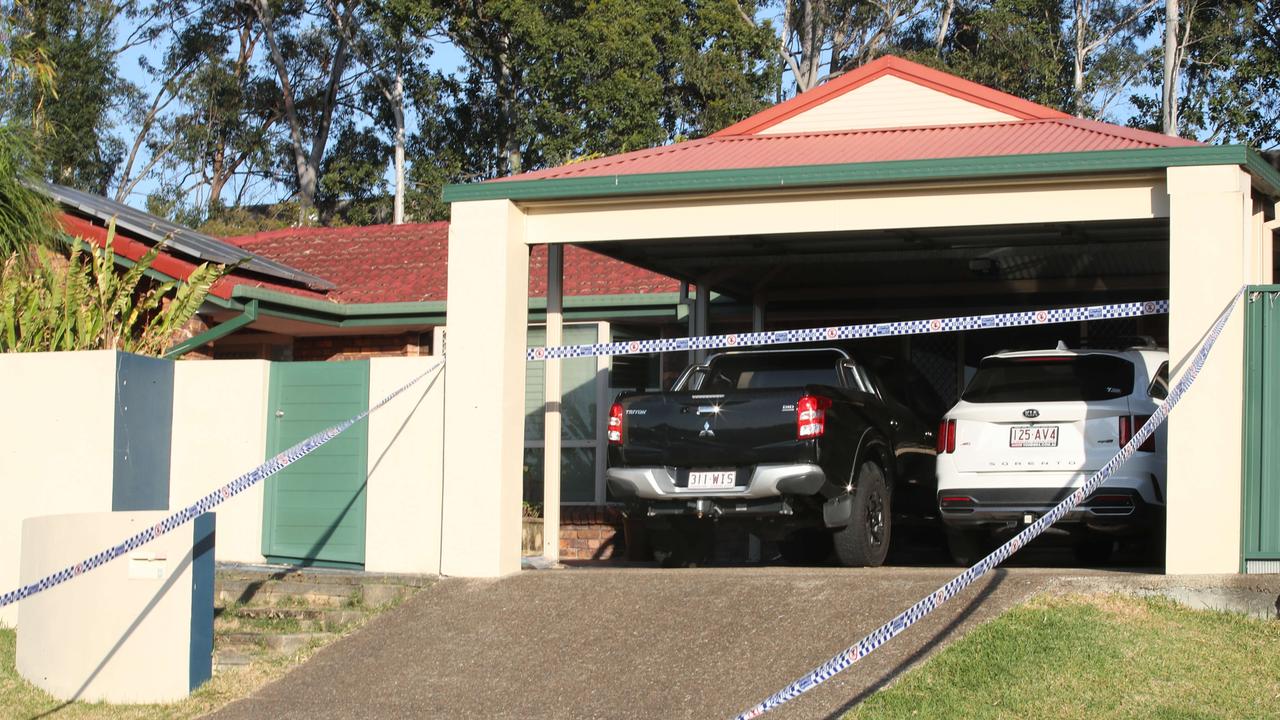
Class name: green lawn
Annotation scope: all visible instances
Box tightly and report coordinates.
[846,594,1280,720]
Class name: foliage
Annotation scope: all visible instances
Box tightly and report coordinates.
[0,221,225,355]
[6,0,127,193]
[0,123,59,257]
[1176,0,1279,149]
[418,0,778,205]
[17,0,1280,227]
[0,0,58,130]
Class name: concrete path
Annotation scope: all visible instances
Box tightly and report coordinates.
[205,564,1120,720]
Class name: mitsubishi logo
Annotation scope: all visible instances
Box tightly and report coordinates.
[1023,408,1040,419]
[699,421,715,438]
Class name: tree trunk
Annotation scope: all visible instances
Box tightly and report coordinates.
[935,0,954,50]
[1072,0,1087,114]
[208,150,228,210]
[495,30,521,176]
[796,0,824,91]
[252,0,349,225]
[1161,0,1179,135]
[392,71,405,225]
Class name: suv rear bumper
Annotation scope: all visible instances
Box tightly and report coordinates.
[939,487,1159,535]
[606,464,826,501]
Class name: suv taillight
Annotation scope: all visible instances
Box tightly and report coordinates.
[1118,415,1155,452]
[797,395,831,439]
[936,419,957,454]
[608,402,624,445]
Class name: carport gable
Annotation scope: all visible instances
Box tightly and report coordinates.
[445,55,1226,205]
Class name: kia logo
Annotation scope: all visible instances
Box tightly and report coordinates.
[1023,409,1040,419]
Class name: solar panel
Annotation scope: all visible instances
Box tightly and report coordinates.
[41,182,337,290]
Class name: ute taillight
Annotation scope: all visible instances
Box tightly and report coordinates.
[608,403,624,445]
[797,395,831,439]
[936,419,957,454]
[1118,415,1156,452]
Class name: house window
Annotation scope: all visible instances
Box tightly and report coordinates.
[524,322,610,505]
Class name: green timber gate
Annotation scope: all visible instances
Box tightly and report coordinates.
[262,361,370,568]
[1243,288,1280,573]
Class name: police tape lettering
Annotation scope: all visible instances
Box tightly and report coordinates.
[733,290,1243,720]
[529,299,1168,361]
[0,359,446,610]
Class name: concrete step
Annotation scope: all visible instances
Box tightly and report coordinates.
[217,579,361,607]
[262,632,333,654]
[217,630,336,655]
[218,632,268,651]
[216,564,436,588]
[224,606,326,621]
[217,606,369,632]
[213,649,253,673]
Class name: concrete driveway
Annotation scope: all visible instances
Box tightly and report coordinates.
[205,563,1117,720]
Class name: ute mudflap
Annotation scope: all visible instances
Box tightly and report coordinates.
[613,389,816,468]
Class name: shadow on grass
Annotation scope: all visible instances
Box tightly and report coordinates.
[820,568,1007,720]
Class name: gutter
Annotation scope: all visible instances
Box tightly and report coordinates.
[230,285,684,329]
[164,300,259,358]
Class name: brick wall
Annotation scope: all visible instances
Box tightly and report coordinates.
[293,332,428,361]
[198,330,432,361]
[558,506,627,560]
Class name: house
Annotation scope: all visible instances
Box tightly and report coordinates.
[47,184,697,560]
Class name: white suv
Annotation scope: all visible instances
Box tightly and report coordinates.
[935,344,1168,565]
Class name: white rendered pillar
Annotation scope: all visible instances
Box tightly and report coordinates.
[441,200,530,577]
[1165,165,1270,574]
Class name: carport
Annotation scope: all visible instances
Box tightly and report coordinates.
[437,56,1280,577]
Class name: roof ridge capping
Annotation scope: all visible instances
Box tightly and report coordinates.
[712,54,1071,138]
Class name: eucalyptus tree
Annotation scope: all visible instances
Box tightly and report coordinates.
[738,0,930,93]
[1175,0,1279,147]
[247,0,361,224]
[321,0,439,224]
[427,0,777,186]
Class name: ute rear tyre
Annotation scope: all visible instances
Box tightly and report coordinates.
[832,461,891,567]
[945,527,988,566]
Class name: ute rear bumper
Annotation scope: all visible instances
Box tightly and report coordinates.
[606,463,826,501]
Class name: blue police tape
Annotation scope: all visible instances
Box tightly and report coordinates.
[0,358,446,610]
[733,289,1244,720]
[528,299,1169,361]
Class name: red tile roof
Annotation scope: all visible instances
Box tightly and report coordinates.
[65,214,680,306]
[223,223,681,303]
[497,55,1199,184]
[223,223,450,304]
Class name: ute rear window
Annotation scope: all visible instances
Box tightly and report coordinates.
[701,353,842,391]
[962,355,1135,403]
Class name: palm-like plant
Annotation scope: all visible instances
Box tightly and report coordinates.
[0,220,225,355]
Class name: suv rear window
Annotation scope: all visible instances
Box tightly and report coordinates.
[700,352,843,391]
[962,354,1135,403]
